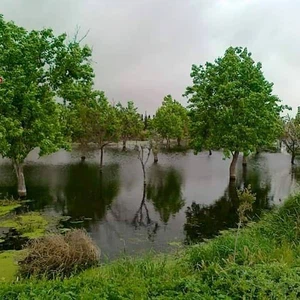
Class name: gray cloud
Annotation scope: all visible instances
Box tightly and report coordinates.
[0,0,298,115]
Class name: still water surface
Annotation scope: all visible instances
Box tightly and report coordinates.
[0,147,298,258]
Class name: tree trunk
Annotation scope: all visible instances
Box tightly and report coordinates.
[153,149,158,163]
[100,146,104,171]
[229,151,239,181]
[177,137,181,147]
[13,162,27,197]
[166,138,170,149]
[209,149,212,156]
[292,152,295,165]
[242,154,247,166]
[122,140,126,151]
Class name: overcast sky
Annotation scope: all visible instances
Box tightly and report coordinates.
[0,0,298,115]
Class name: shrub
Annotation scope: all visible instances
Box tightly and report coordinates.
[19,229,100,278]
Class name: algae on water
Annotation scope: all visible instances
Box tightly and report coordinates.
[0,212,48,239]
[0,200,21,217]
[0,251,21,282]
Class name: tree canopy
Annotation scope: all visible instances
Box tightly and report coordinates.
[116,101,144,150]
[185,46,286,179]
[0,15,95,196]
[72,92,120,168]
[282,115,300,164]
[152,95,189,148]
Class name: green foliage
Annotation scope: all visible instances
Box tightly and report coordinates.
[282,115,300,163]
[116,101,144,146]
[71,91,121,148]
[185,46,286,156]
[237,185,256,223]
[0,15,94,163]
[152,95,189,147]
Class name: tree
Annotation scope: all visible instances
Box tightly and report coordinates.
[152,95,189,149]
[0,15,94,196]
[185,46,286,180]
[116,101,143,150]
[72,92,120,170]
[282,115,300,164]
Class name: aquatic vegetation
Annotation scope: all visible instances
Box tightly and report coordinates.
[0,250,25,282]
[0,200,21,217]
[0,212,48,239]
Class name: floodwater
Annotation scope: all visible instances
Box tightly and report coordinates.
[0,146,298,258]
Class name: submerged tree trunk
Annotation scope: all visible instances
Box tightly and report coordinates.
[100,146,104,171]
[229,151,239,181]
[166,138,171,149]
[177,137,181,147]
[122,140,126,151]
[153,149,158,163]
[13,161,27,197]
[242,154,247,166]
[209,149,212,156]
[292,152,296,165]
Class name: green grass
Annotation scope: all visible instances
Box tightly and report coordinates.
[0,212,48,238]
[1,194,300,299]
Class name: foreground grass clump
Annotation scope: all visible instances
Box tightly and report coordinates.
[0,200,21,217]
[19,229,100,279]
[1,194,300,299]
[0,212,47,238]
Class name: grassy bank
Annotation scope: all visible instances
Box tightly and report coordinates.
[1,194,300,299]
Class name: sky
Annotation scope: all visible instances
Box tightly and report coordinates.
[0,0,299,115]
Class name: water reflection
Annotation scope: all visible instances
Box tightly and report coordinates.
[147,166,185,224]
[184,162,272,244]
[60,162,120,221]
[0,150,298,257]
[132,184,159,241]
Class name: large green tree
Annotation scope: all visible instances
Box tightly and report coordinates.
[185,47,285,180]
[116,101,143,150]
[0,15,94,196]
[152,95,189,148]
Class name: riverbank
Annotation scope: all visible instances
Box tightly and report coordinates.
[1,193,300,299]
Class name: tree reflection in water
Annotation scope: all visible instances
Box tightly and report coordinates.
[147,165,185,224]
[61,162,120,222]
[184,164,272,244]
[132,184,159,241]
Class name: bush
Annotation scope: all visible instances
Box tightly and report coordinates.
[19,229,100,278]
